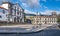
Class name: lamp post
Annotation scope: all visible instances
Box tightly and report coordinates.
[36,11,38,25]
[36,11,41,28]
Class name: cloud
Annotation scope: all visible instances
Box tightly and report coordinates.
[40,10,53,15]
[0,0,3,5]
[24,9,60,15]
[22,3,28,7]
[0,0,9,5]
[20,0,40,9]
[43,6,48,9]
[24,10,37,15]
[40,10,60,15]
[2,0,8,2]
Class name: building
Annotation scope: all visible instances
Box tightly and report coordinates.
[26,12,57,24]
[0,2,25,23]
[25,14,36,24]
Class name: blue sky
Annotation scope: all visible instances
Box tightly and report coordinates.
[20,0,60,11]
[0,0,60,15]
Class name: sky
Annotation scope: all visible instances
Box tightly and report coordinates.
[0,0,60,15]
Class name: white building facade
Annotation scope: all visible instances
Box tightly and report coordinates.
[32,16,57,24]
[26,12,57,24]
[0,2,25,23]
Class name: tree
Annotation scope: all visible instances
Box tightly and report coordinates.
[24,13,26,23]
[57,14,60,23]
[57,14,60,28]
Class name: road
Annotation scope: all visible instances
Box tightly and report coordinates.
[0,24,60,36]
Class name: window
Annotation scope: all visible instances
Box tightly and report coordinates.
[17,11,19,15]
[0,9,6,14]
[14,17,16,22]
[3,10,5,14]
[0,16,2,18]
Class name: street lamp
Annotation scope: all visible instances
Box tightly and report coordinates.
[36,11,41,27]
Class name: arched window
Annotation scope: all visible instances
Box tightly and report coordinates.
[17,17,19,22]
[14,17,16,22]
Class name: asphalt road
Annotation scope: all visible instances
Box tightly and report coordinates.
[0,24,60,36]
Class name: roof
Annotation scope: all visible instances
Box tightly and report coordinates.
[0,6,8,10]
[32,16,57,18]
[2,2,12,5]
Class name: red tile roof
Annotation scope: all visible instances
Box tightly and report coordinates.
[0,6,8,10]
